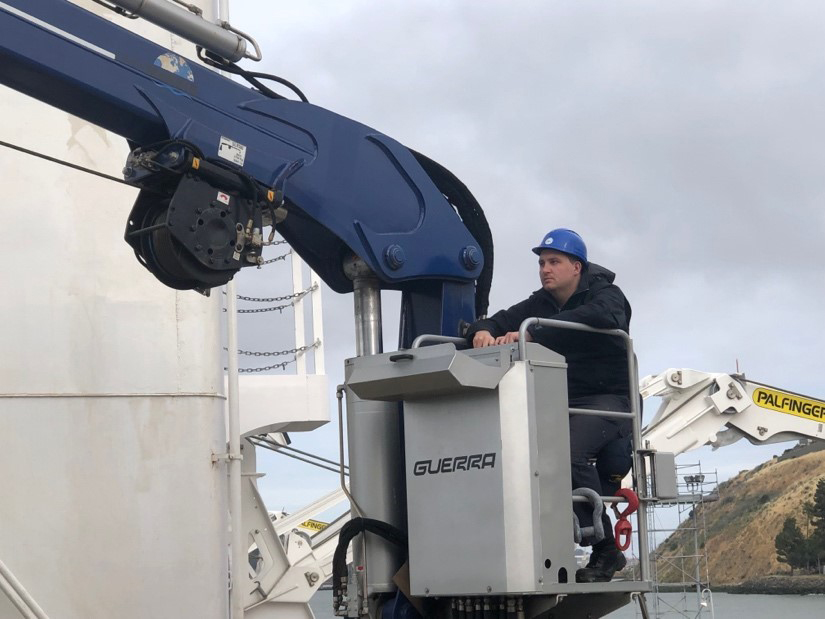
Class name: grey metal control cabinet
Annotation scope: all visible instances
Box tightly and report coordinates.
[346,342,578,597]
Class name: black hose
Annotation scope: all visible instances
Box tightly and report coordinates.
[197,48,309,103]
[332,517,408,611]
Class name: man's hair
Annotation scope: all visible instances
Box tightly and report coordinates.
[564,254,584,270]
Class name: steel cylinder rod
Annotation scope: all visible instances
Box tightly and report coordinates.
[111,0,251,61]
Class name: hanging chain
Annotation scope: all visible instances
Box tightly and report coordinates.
[228,340,321,358]
[259,250,291,265]
[238,359,295,373]
[235,283,316,303]
[232,340,321,373]
[227,283,317,313]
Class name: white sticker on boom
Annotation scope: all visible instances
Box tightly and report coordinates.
[217,191,230,205]
[218,136,247,166]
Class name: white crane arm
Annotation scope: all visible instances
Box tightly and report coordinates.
[640,368,825,456]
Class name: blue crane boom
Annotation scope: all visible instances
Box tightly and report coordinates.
[0,0,492,341]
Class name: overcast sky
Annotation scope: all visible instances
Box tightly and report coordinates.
[223,0,825,513]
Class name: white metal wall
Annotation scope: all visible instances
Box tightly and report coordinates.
[0,1,229,617]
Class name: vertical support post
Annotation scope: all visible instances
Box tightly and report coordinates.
[310,269,325,374]
[693,508,702,602]
[628,350,651,582]
[225,280,244,619]
[292,253,307,374]
[351,280,383,356]
[343,256,403,603]
[218,3,244,614]
[344,252,384,357]
[218,0,231,22]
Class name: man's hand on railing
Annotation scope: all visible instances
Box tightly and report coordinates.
[473,330,533,348]
[494,331,533,346]
[472,330,496,348]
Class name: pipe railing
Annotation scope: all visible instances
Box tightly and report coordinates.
[572,495,632,504]
[517,317,650,582]
[569,407,635,419]
[410,334,468,349]
[0,557,50,619]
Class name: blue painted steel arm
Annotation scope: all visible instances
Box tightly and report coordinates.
[0,0,483,295]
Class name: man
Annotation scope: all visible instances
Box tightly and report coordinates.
[597,437,633,498]
[466,228,632,583]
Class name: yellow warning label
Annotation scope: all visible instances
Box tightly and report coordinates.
[298,519,329,533]
[753,387,825,421]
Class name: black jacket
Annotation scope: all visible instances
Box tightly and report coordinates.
[465,263,632,399]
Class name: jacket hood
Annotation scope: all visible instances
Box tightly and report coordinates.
[585,262,615,285]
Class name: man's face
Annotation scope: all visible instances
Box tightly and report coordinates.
[538,249,581,293]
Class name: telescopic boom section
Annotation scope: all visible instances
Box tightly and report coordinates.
[641,369,825,454]
[0,0,487,336]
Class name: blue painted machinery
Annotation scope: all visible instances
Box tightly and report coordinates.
[0,0,493,344]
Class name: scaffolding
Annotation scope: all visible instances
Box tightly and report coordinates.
[644,463,719,619]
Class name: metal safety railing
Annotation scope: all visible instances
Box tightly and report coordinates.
[517,317,650,582]
[0,557,50,619]
[410,334,468,349]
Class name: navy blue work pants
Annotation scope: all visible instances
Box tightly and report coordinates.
[569,394,632,548]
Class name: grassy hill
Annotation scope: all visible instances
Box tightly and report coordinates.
[654,445,825,585]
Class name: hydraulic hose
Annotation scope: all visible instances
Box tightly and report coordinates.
[332,517,408,612]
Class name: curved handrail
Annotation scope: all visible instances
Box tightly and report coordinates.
[516,317,630,358]
[517,316,649,580]
[0,556,50,619]
[410,334,468,349]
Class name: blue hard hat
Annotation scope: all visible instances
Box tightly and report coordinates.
[531,228,588,263]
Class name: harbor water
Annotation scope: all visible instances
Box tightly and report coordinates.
[308,589,824,618]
